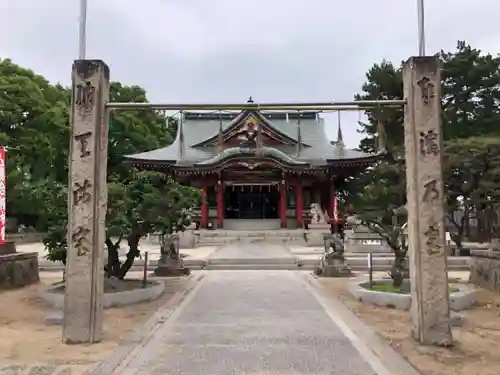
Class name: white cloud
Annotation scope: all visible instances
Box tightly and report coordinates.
[1,0,499,147]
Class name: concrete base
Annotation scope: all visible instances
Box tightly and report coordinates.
[319,265,352,277]
[314,257,352,277]
[0,241,17,255]
[450,311,464,327]
[45,311,64,326]
[0,248,39,290]
[154,257,191,276]
[41,280,166,309]
[349,279,476,311]
[350,280,412,310]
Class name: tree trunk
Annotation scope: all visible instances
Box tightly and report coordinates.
[105,237,122,278]
[391,255,406,288]
[390,247,408,288]
[114,232,141,279]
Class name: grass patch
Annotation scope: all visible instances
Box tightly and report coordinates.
[365,283,459,294]
[369,283,410,294]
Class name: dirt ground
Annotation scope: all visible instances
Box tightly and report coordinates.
[0,272,193,371]
[319,276,500,375]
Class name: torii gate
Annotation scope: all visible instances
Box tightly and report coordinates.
[63,56,451,348]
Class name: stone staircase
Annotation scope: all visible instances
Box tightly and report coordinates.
[203,257,299,270]
[195,229,309,247]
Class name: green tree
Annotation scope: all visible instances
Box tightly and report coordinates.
[355,61,404,153]
[440,41,500,140]
[356,41,500,153]
[104,172,199,278]
[352,41,500,251]
[349,151,408,286]
[107,83,175,181]
[0,59,70,230]
[44,172,200,279]
[443,136,500,246]
[28,69,198,279]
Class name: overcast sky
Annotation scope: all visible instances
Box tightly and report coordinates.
[1,0,499,147]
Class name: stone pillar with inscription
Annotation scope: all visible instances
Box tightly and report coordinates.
[403,56,452,346]
[64,60,109,344]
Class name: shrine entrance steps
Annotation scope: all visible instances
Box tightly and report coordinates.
[223,219,281,230]
[194,229,311,247]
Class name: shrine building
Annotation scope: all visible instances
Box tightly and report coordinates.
[125,106,380,231]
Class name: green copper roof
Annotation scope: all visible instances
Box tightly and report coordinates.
[195,146,308,166]
[124,110,380,165]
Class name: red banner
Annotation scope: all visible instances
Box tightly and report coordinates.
[333,197,340,224]
[0,147,5,244]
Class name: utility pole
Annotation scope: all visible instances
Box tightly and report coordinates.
[78,0,88,59]
[417,0,426,55]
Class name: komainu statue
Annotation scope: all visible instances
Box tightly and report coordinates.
[314,234,352,277]
[154,234,190,276]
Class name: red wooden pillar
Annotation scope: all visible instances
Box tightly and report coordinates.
[201,179,208,229]
[216,180,224,228]
[280,178,287,228]
[295,181,303,229]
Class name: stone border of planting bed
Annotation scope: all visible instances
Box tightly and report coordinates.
[348,279,476,311]
[40,279,165,309]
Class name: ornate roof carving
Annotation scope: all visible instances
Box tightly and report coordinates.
[195,146,308,167]
[192,110,307,148]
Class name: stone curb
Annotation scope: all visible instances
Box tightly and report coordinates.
[301,272,422,375]
[89,272,205,375]
[40,280,166,309]
[349,280,411,310]
[349,279,476,311]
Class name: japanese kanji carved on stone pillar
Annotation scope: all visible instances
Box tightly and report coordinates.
[403,56,452,345]
[64,60,109,344]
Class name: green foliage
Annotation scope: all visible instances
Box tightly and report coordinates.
[355,61,404,153]
[443,136,500,244]
[356,41,500,154]
[352,40,500,251]
[350,154,408,287]
[349,151,407,254]
[0,58,198,278]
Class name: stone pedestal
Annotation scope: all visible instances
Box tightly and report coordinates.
[0,251,39,289]
[63,60,109,344]
[403,56,452,345]
[154,257,190,276]
[0,241,17,255]
[317,256,352,277]
[469,252,500,293]
[314,235,352,277]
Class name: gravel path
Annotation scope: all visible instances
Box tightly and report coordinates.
[120,270,379,375]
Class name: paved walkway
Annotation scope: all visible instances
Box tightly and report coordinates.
[116,270,382,375]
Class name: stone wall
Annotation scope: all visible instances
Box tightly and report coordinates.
[0,241,39,289]
[469,255,500,293]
